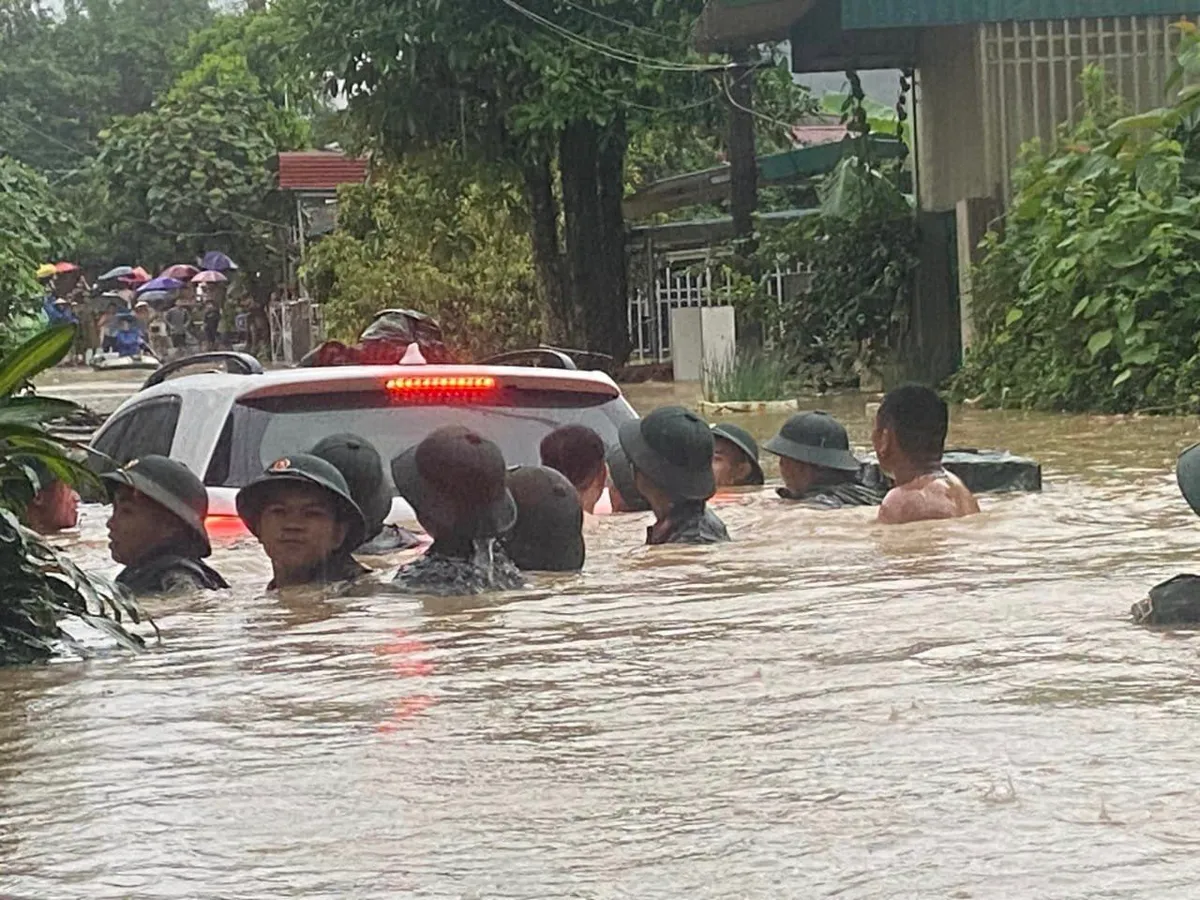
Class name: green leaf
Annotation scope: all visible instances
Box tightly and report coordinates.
[1087,330,1114,356]
[1072,297,1091,319]
[0,326,76,397]
[1113,369,1133,386]
[1005,307,1024,326]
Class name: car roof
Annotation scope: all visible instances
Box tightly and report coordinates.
[133,362,623,404]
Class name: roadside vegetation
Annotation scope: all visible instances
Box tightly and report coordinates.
[702,350,798,403]
[953,28,1200,413]
[0,326,150,665]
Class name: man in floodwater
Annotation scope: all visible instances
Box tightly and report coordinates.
[619,406,729,545]
[19,458,79,535]
[237,454,369,589]
[104,456,228,595]
[539,425,607,515]
[310,433,421,554]
[873,384,979,525]
[503,466,585,572]
[390,426,525,595]
[1133,444,1200,624]
[606,444,650,513]
[711,423,764,489]
[764,412,881,508]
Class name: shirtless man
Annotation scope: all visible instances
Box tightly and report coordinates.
[872,384,979,525]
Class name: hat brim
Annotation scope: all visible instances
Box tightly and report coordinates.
[606,445,651,513]
[236,472,367,552]
[1177,443,1200,517]
[103,468,211,558]
[390,447,518,538]
[618,419,716,501]
[712,429,764,486]
[762,434,861,472]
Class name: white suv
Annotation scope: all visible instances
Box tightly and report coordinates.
[90,352,637,527]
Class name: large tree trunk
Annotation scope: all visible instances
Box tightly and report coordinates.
[559,119,599,350]
[559,117,631,364]
[521,149,569,343]
[596,117,630,364]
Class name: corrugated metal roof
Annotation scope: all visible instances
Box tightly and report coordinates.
[277,151,368,191]
[842,0,1200,29]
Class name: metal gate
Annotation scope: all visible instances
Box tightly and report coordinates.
[979,14,1200,199]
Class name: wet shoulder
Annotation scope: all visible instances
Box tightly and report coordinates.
[879,475,974,525]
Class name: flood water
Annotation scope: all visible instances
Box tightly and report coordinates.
[4,379,1200,899]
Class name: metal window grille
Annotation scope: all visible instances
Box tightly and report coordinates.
[979,15,1200,199]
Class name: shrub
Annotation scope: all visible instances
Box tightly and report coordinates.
[703,349,798,402]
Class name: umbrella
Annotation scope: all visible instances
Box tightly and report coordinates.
[137,276,186,294]
[36,263,57,280]
[199,251,238,272]
[54,261,80,274]
[136,290,172,309]
[98,265,135,282]
[161,264,199,280]
[191,270,228,285]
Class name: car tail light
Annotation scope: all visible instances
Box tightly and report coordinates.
[205,514,250,540]
[385,376,497,394]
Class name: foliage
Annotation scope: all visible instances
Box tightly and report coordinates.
[952,40,1200,413]
[94,77,291,276]
[0,157,77,320]
[702,349,798,402]
[303,155,544,359]
[0,324,151,665]
[0,0,214,175]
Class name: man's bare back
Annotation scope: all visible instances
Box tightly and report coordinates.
[878,470,980,525]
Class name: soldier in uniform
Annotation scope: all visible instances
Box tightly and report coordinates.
[310,433,421,554]
[711,423,765,489]
[502,466,585,572]
[103,455,228,595]
[764,412,882,508]
[236,454,369,590]
[618,406,730,546]
[390,426,525,595]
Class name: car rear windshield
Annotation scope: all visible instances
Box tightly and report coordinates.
[206,386,636,488]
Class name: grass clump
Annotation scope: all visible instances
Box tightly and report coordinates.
[702,350,798,403]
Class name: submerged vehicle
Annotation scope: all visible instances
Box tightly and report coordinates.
[88,349,636,532]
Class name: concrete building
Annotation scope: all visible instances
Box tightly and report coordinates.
[696,0,1200,378]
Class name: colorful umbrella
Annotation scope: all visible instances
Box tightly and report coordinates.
[191,270,228,285]
[126,267,151,284]
[160,263,199,280]
[199,251,238,272]
[136,276,186,294]
[98,265,135,282]
[54,261,80,274]
[135,290,171,308]
[36,263,57,280]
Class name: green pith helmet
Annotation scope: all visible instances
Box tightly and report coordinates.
[618,406,716,502]
[102,455,212,557]
[763,412,861,473]
[236,453,367,552]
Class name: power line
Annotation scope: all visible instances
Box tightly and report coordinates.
[557,0,678,42]
[720,70,802,135]
[498,0,722,74]
[0,108,93,160]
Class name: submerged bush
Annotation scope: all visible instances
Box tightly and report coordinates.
[703,349,798,402]
[953,41,1200,413]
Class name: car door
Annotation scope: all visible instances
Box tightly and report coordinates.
[91,395,183,470]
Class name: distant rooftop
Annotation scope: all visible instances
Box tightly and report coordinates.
[278,151,368,192]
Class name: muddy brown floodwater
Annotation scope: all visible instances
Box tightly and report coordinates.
[4,377,1200,899]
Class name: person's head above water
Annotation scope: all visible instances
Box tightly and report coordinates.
[711,423,764,488]
[763,412,860,497]
[873,384,948,476]
[103,455,211,566]
[391,426,516,545]
[19,457,79,535]
[236,454,366,588]
[618,406,716,513]
[606,443,650,513]
[310,433,392,543]
[539,425,607,514]
[502,466,585,572]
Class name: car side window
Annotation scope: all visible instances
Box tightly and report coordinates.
[92,396,183,468]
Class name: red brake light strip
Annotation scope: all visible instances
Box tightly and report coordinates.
[385,376,497,391]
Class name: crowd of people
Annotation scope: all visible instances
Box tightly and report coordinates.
[22,383,979,600]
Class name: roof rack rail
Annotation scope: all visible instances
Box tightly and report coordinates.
[142,351,264,390]
[479,348,579,370]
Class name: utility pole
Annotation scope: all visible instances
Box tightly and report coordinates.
[726,49,758,254]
